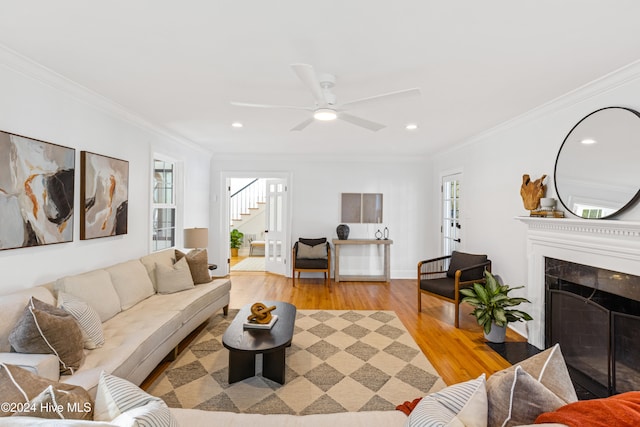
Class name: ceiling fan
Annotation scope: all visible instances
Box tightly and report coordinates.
[230,64,420,132]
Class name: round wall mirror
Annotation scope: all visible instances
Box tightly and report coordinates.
[554,107,640,219]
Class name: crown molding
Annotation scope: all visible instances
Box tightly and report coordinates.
[439,59,640,156]
[0,43,211,155]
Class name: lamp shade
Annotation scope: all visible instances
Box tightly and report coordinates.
[184,228,208,249]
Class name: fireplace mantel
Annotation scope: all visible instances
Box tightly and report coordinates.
[516,216,640,348]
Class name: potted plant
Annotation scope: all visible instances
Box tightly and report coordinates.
[460,270,533,343]
[230,229,244,257]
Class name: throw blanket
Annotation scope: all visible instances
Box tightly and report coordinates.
[535,391,640,427]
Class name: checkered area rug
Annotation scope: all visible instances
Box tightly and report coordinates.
[146,309,445,415]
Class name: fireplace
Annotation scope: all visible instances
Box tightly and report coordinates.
[517,217,640,396]
[545,258,640,397]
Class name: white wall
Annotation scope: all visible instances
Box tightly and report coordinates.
[0,47,210,294]
[430,60,640,337]
[209,154,434,278]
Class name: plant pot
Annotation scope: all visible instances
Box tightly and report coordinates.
[230,248,239,257]
[484,323,507,343]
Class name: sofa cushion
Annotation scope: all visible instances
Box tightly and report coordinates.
[0,286,56,353]
[155,257,195,294]
[487,344,577,427]
[9,297,85,375]
[55,270,121,322]
[0,353,59,382]
[175,249,212,284]
[140,249,176,291]
[0,363,92,419]
[61,298,183,393]
[58,291,105,349]
[154,278,232,325]
[446,251,488,281]
[94,372,178,426]
[105,260,155,310]
[405,373,487,427]
[297,242,328,259]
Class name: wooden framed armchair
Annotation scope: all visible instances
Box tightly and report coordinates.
[292,238,331,286]
[417,251,491,328]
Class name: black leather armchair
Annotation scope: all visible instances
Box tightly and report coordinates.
[417,251,491,327]
[292,238,331,286]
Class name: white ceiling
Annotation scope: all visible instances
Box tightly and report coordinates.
[1,1,639,157]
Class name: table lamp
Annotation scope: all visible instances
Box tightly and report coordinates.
[184,227,208,250]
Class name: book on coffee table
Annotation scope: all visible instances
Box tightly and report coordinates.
[243,315,278,330]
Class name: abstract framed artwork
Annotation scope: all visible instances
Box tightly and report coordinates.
[0,130,75,250]
[80,151,129,240]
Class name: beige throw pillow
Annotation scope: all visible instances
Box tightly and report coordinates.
[155,257,195,294]
[54,269,121,322]
[106,260,155,310]
[297,242,328,259]
[0,363,93,419]
[8,298,85,375]
[487,344,577,427]
[175,249,212,284]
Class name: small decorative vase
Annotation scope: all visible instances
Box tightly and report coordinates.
[484,323,507,343]
[375,229,383,240]
[383,227,389,240]
[336,224,350,240]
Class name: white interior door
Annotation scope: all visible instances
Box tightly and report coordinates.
[442,173,462,255]
[264,178,288,275]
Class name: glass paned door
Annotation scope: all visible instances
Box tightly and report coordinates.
[442,173,461,255]
[265,179,288,275]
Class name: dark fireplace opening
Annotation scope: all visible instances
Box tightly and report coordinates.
[545,258,640,398]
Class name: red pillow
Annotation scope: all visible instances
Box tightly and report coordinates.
[535,391,640,427]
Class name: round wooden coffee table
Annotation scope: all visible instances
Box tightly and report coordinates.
[222,301,296,384]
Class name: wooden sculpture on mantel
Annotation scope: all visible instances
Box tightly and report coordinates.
[520,174,547,211]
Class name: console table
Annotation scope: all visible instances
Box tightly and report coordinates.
[332,239,393,282]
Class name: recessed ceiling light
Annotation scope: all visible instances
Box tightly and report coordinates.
[313,108,337,121]
[231,122,243,128]
[406,123,418,130]
[580,138,596,145]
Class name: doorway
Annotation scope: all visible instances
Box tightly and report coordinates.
[441,172,462,255]
[224,173,290,276]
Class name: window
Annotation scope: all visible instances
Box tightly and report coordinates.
[441,173,461,255]
[152,158,176,251]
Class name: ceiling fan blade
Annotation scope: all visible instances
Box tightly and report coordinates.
[290,63,327,106]
[231,101,311,110]
[290,117,314,131]
[341,88,421,108]
[338,113,386,132]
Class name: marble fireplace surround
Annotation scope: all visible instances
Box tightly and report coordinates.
[517,217,640,349]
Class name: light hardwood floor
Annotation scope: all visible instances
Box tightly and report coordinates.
[227,265,525,386]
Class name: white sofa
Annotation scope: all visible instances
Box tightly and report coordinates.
[0,249,231,397]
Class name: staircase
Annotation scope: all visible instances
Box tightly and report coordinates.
[230,179,266,228]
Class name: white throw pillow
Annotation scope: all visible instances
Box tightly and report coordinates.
[57,292,105,349]
[297,242,328,259]
[106,260,155,310]
[54,270,121,322]
[155,257,195,294]
[405,374,487,427]
[94,372,178,427]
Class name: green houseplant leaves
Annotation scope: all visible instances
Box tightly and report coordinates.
[460,270,533,335]
[230,229,244,249]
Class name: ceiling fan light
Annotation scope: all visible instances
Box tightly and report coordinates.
[314,108,337,121]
